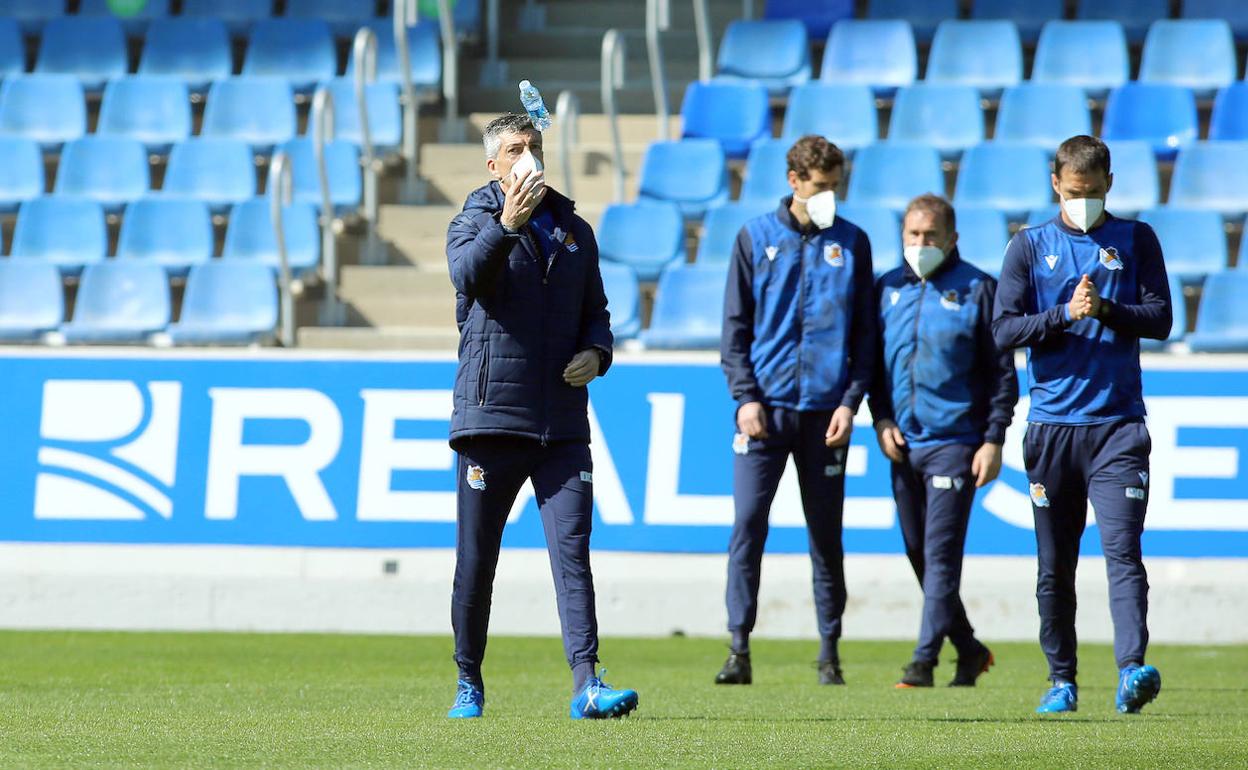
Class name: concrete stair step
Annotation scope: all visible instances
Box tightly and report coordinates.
[418,141,650,178]
[459,82,691,116]
[535,0,746,29]
[297,326,460,350]
[340,264,453,299]
[468,112,681,145]
[345,296,459,327]
[466,56,702,88]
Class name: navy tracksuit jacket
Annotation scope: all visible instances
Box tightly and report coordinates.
[993,213,1172,682]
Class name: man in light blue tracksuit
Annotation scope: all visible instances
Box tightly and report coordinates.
[870,194,1018,689]
[718,135,875,686]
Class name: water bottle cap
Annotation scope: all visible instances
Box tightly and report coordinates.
[519,80,532,90]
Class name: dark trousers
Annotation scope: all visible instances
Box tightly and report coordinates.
[451,436,598,681]
[727,407,848,655]
[1023,419,1151,683]
[891,442,981,664]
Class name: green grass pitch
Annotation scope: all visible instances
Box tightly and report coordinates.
[0,631,1244,768]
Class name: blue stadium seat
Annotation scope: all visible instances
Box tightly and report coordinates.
[680,80,770,161]
[277,137,363,216]
[1076,0,1168,44]
[0,261,63,342]
[54,136,150,213]
[34,17,126,93]
[1101,84,1198,161]
[163,139,257,213]
[202,77,297,155]
[782,83,876,154]
[846,143,943,213]
[319,78,403,153]
[763,0,853,40]
[926,20,1022,98]
[820,20,916,98]
[1103,140,1159,218]
[223,197,321,276]
[9,197,106,275]
[597,261,641,341]
[868,0,957,43]
[698,203,770,264]
[1,0,66,36]
[1031,21,1129,99]
[183,0,272,37]
[597,202,686,282]
[351,20,441,91]
[640,263,729,350]
[0,137,43,214]
[1169,143,1248,220]
[138,18,233,95]
[738,138,793,210]
[994,84,1092,152]
[1140,275,1186,351]
[79,0,169,37]
[0,18,22,79]
[1183,0,1248,42]
[837,203,899,274]
[167,262,278,345]
[1025,204,1060,228]
[1209,83,1248,142]
[953,143,1052,221]
[1139,208,1227,282]
[971,0,1061,44]
[97,76,191,155]
[1139,20,1237,98]
[61,261,170,344]
[888,84,984,160]
[955,206,1010,276]
[1187,272,1248,352]
[715,19,811,94]
[285,0,377,38]
[243,19,337,95]
[0,74,85,151]
[116,197,213,275]
[637,139,729,219]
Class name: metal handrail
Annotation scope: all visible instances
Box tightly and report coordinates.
[436,0,458,127]
[395,0,424,203]
[554,90,579,200]
[645,0,670,140]
[600,29,628,202]
[268,151,295,348]
[352,26,383,265]
[692,0,712,82]
[310,86,342,325]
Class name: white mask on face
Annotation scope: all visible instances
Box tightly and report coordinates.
[1061,197,1104,232]
[903,245,947,279]
[794,190,837,230]
[510,150,544,189]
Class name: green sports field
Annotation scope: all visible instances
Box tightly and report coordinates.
[0,631,1244,768]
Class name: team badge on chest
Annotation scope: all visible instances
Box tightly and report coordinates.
[823,242,845,267]
[939,290,961,311]
[1099,246,1124,270]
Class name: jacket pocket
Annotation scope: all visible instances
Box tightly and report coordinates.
[476,341,491,406]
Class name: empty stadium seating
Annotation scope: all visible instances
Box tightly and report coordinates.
[640,263,728,350]
[223,198,321,276]
[138,18,233,93]
[351,20,441,92]
[1139,20,1236,98]
[97,76,192,154]
[868,0,956,43]
[61,261,170,344]
[1182,0,1248,42]
[637,139,729,218]
[1187,272,1248,352]
[838,203,899,275]
[763,0,853,40]
[953,144,1052,221]
[1210,84,1248,142]
[202,77,298,154]
[597,261,641,341]
[1103,140,1160,217]
[819,20,915,98]
[116,197,214,275]
[1169,143,1248,219]
[163,139,257,213]
[1101,83,1198,160]
[320,78,404,153]
[955,207,1010,277]
[243,19,336,94]
[278,138,364,216]
[0,74,87,150]
[738,138,793,210]
[1140,275,1186,351]
[285,0,377,37]
[167,262,278,345]
[847,143,943,213]
[970,0,1062,44]
[1076,0,1168,44]
[182,0,271,37]
[1031,21,1129,99]
[714,19,810,94]
[9,197,106,275]
[888,84,984,160]
[0,137,43,214]
[1026,205,1060,228]
[994,84,1092,152]
[35,16,126,92]
[680,80,771,161]
[597,202,686,282]
[2,0,67,36]
[54,136,150,213]
[0,260,63,342]
[699,203,769,264]
[78,0,168,36]
[782,83,876,154]
[1139,208,1227,282]
[925,20,1022,98]
[0,18,22,78]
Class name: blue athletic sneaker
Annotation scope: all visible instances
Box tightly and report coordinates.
[1036,681,1078,713]
[1116,664,1161,714]
[447,679,484,719]
[569,671,639,720]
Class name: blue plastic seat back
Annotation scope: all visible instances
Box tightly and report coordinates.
[926,20,1022,96]
[117,197,214,272]
[1141,273,1187,350]
[994,84,1092,151]
[1031,21,1128,98]
[837,203,899,273]
[182,0,271,37]
[202,77,297,153]
[763,0,853,40]
[1183,0,1248,42]
[888,84,983,159]
[54,136,150,211]
[715,19,811,92]
[34,16,126,92]
[244,18,337,93]
[681,80,771,160]
[868,0,957,43]
[1190,272,1248,350]
[955,206,1010,277]
[97,76,191,154]
[643,263,730,348]
[1209,83,1248,141]
[223,197,321,273]
[1102,83,1198,160]
[1139,20,1236,97]
[699,203,771,264]
[1169,142,1248,219]
[350,20,441,89]
[1139,207,1228,280]
[2,0,67,36]
[285,0,377,37]
[320,78,403,150]
[139,18,233,93]
[0,137,44,214]
[163,138,257,211]
[637,139,728,217]
[278,137,362,213]
[11,197,107,272]
[782,83,876,152]
[0,74,86,149]
[1102,140,1159,217]
[1025,204,1061,228]
[847,143,943,212]
[176,261,278,338]
[1076,0,1168,43]
[79,0,169,36]
[597,202,685,281]
[953,143,1052,219]
[739,138,794,209]
[597,261,641,340]
[0,260,63,336]
[0,18,23,78]
[971,0,1062,43]
[820,20,916,97]
[69,261,171,333]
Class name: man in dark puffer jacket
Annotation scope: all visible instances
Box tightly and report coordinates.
[443,113,638,721]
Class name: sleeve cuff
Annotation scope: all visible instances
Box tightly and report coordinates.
[984,424,1008,445]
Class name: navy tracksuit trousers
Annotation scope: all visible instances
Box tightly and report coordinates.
[1023,418,1152,683]
[891,442,982,664]
[728,407,848,659]
[451,436,598,683]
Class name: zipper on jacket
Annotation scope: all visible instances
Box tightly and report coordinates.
[796,234,810,404]
[909,280,927,419]
[477,341,490,406]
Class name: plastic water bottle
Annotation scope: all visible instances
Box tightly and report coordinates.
[519,80,552,131]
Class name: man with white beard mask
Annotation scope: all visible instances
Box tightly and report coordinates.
[869,194,1018,689]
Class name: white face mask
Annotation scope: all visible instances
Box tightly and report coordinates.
[903,245,946,279]
[1061,197,1104,232]
[510,150,544,189]
[794,190,836,230]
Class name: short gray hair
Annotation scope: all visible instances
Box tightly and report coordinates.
[482,113,537,160]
